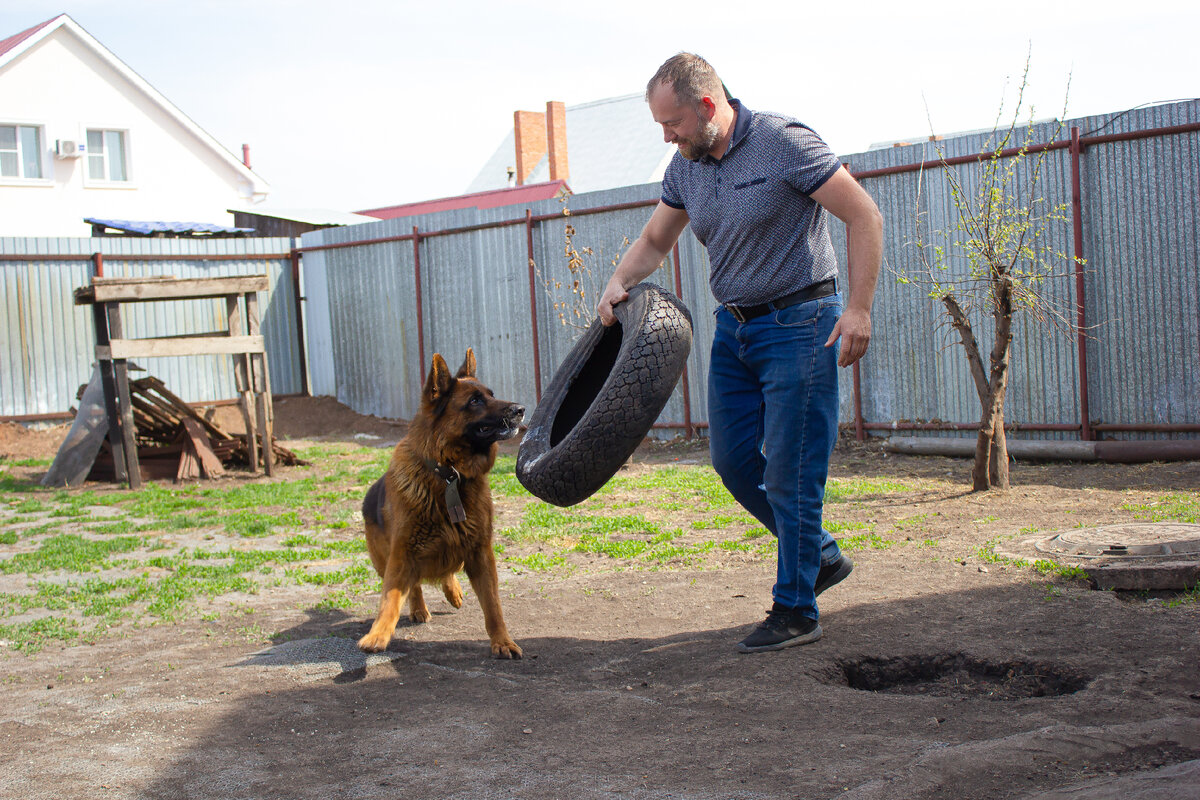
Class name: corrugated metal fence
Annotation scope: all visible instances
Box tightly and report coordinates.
[0,237,303,419]
[2,100,1197,440]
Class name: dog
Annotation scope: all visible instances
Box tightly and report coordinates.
[357,348,525,658]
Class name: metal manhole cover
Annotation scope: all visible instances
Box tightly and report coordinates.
[1034,522,1200,560]
[996,523,1200,591]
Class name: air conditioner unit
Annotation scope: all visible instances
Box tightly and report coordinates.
[55,139,85,159]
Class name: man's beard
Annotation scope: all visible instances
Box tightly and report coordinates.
[677,118,721,161]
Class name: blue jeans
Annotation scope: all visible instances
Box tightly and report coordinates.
[708,294,844,621]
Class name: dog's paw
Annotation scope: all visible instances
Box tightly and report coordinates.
[357,631,392,653]
[410,607,431,624]
[491,640,523,660]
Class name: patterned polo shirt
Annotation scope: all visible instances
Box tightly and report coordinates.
[661,100,842,306]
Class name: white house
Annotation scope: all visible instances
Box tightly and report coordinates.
[0,14,269,238]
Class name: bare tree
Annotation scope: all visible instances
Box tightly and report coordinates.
[896,60,1080,491]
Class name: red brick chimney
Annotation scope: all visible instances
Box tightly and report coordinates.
[546,101,569,182]
[513,110,546,186]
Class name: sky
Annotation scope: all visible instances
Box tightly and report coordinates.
[4,1,1196,213]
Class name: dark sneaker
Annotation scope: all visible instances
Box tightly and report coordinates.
[815,554,854,596]
[736,603,822,653]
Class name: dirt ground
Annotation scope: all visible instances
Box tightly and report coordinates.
[1,397,1199,800]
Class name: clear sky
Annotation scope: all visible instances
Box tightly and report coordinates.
[3,1,1196,213]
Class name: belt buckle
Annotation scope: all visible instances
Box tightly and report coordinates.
[726,304,747,323]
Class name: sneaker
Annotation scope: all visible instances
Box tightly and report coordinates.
[815,554,854,596]
[736,603,822,653]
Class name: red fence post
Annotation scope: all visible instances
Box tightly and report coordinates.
[670,242,694,439]
[525,209,543,404]
[1070,127,1094,442]
[412,226,426,386]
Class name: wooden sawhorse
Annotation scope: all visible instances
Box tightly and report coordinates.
[74,275,274,489]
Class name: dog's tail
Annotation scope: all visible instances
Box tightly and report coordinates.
[362,477,386,528]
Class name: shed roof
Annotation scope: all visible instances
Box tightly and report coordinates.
[85,218,256,237]
[227,208,377,226]
[359,180,570,220]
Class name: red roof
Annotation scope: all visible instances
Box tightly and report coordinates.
[358,180,570,220]
[0,15,60,61]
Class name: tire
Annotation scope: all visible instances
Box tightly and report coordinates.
[517,282,693,506]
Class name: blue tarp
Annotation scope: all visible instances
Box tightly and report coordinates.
[84,218,256,236]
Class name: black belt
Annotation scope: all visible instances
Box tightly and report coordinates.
[723,278,837,323]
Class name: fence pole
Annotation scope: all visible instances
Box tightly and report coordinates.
[670,242,694,439]
[525,209,543,403]
[412,226,426,386]
[290,249,309,396]
[1070,127,1094,442]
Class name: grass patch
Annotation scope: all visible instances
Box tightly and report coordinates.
[0,533,146,575]
[825,477,919,502]
[1122,493,1200,524]
[0,616,80,654]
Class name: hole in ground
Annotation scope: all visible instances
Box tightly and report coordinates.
[838,652,1090,700]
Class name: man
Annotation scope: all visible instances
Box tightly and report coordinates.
[598,52,882,653]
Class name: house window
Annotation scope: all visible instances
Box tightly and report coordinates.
[0,124,44,179]
[86,129,129,182]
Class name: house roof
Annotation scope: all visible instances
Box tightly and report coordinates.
[0,16,56,60]
[465,94,675,196]
[358,180,571,220]
[0,14,269,200]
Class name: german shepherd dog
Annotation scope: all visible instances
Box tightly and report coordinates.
[357,349,525,658]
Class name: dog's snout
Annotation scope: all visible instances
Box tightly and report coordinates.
[508,405,526,422]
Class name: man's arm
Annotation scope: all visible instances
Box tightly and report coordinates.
[810,167,883,367]
[597,201,690,326]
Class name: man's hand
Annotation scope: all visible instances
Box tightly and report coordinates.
[826,306,871,367]
[597,276,630,327]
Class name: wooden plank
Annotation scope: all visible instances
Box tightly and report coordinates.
[99,335,265,359]
[176,441,200,482]
[112,359,142,490]
[181,418,225,477]
[76,275,269,304]
[92,304,129,485]
[135,377,234,441]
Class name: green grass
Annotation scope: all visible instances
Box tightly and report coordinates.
[825,477,919,502]
[0,616,80,654]
[976,537,1090,581]
[1122,492,1200,523]
[0,533,146,574]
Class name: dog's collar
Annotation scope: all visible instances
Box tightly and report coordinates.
[421,458,467,524]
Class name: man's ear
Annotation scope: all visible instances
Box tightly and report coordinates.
[455,348,477,379]
[424,353,454,404]
[699,95,717,120]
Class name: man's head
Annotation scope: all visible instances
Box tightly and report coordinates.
[646,52,729,161]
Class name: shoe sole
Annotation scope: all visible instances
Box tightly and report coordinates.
[735,624,823,653]
[815,557,854,596]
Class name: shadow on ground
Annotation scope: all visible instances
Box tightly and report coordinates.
[119,579,1200,800]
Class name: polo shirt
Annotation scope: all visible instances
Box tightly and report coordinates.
[661,100,842,306]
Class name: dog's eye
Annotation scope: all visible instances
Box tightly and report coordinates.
[469,394,483,407]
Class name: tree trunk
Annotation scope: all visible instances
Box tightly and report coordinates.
[985,279,1014,489]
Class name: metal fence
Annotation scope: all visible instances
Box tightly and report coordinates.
[3,100,1197,441]
[0,237,303,420]
[298,100,1198,442]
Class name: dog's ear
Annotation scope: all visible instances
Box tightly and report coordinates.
[455,348,477,379]
[425,353,455,404]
